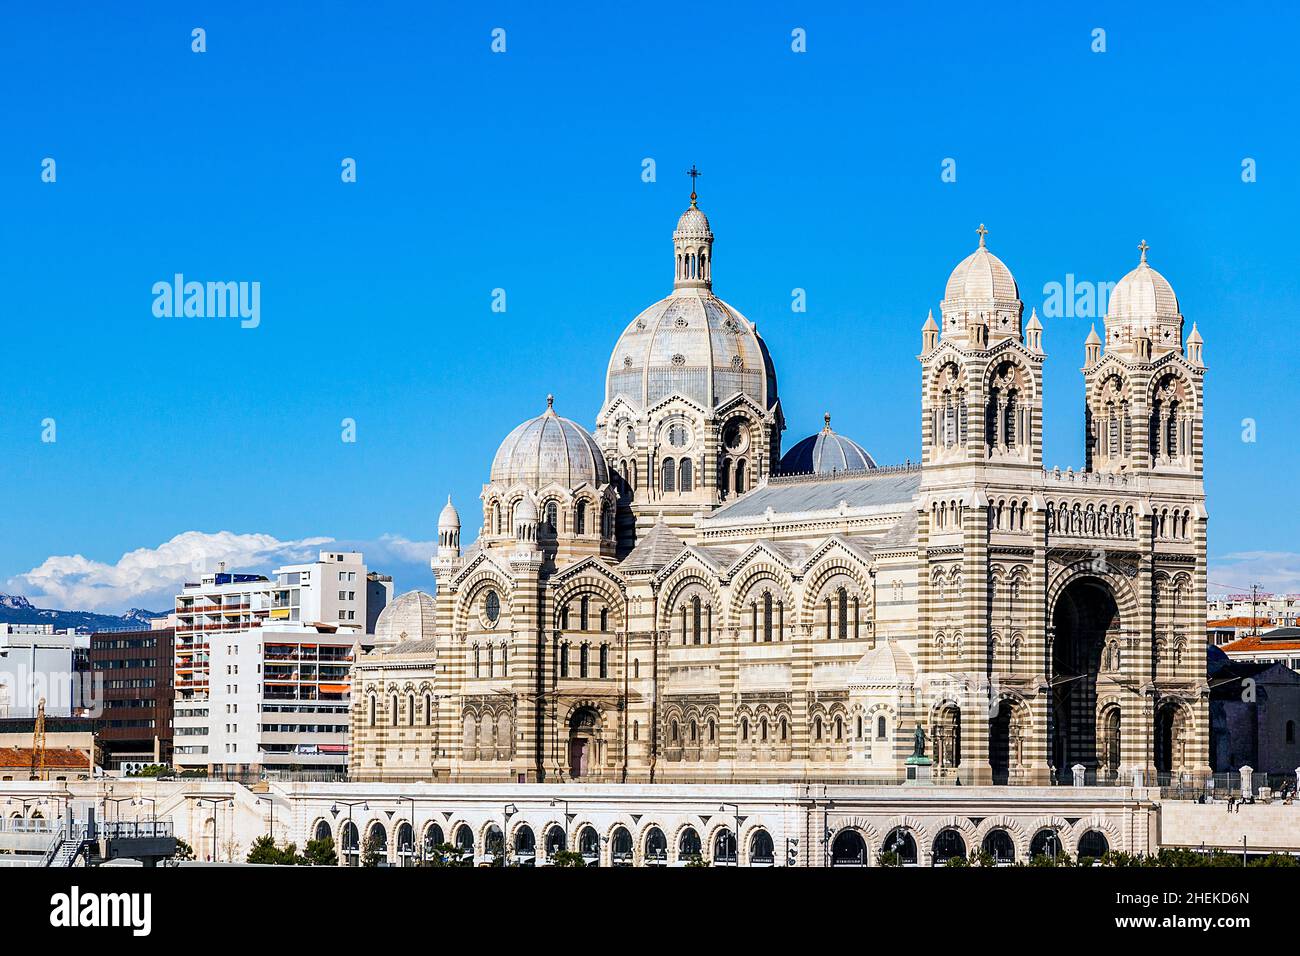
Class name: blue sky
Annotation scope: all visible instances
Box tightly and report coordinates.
[3,1,1298,611]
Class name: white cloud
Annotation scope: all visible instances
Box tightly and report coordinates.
[1209,551,1300,596]
[7,531,334,613]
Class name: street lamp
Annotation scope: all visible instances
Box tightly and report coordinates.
[256,795,276,841]
[132,796,158,831]
[330,800,369,866]
[502,803,517,866]
[718,803,743,867]
[192,796,234,863]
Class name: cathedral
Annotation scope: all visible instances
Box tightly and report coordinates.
[350,184,1210,788]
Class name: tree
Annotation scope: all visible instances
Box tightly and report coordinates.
[877,851,901,868]
[420,842,469,867]
[360,833,383,867]
[246,835,301,865]
[549,849,587,867]
[302,837,337,867]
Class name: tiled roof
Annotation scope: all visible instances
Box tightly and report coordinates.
[1220,631,1300,654]
[620,519,687,573]
[1208,617,1272,628]
[707,468,921,521]
[0,747,89,770]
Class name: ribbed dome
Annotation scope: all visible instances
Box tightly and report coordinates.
[372,590,437,648]
[490,397,608,489]
[438,496,460,529]
[944,241,1019,307]
[1106,259,1180,323]
[849,641,917,689]
[779,414,876,475]
[606,290,777,410]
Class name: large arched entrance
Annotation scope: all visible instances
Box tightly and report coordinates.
[1050,577,1120,775]
[568,706,601,779]
[989,698,1027,785]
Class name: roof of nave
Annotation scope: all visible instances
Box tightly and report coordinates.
[705,465,921,522]
[875,510,919,551]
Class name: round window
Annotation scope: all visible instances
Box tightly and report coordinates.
[667,423,690,449]
[723,420,749,454]
[484,591,500,625]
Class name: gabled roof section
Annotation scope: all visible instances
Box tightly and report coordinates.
[550,554,626,590]
[620,518,687,574]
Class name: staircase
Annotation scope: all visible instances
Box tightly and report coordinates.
[40,825,90,867]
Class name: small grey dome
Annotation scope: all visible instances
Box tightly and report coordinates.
[779,414,876,475]
[372,590,437,648]
[490,397,608,489]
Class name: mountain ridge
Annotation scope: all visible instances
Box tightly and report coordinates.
[0,594,167,633]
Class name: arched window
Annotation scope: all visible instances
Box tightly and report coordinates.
[678,827,701,862]
[390,694,399,727]
[424,693,433,726]
[645,827,668,864]
[580,596,590,631]
[876,715,887,739]
[545,500,558,533]
[600,608,608,631]
[762,591,774,642]
[473,645,481,678]
[837,587,849,640]
[814,716,823,741]
[580,643,590,678]
[491,501,501,536]
[368,695,376,727]
[740,718,749,742]
[575,500,587,534]
[720,458,732,496]
[662,458,676,493]
[779,717,788,741]
[679,458,693,493]
[735,459,747,494]
[559,643,569,678]
[750,830,775,865]
[691,596,702,645]
[407,693,415,727]
[599,644,609,679]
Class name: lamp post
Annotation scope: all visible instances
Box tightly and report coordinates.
[330,799,369,866]
[502,803,517,866]
[403,797,417,866]
[256,795,276,841]
[133,797,158,835]
[718,803,742,867]
[192,796,234,862]
[549,798,573,862]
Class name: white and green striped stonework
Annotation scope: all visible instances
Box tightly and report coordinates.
[350,203,1210,790]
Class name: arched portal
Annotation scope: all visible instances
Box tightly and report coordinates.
[982,829,1015,865]
[568,706,601,779]
[1050,577,1120,774]
[989,698,1026,785]
[1154,699,1191,774]
[831,829,867,866]
[931,828,967,865]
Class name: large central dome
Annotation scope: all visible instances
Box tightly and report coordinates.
[605,194,777,412]
[606,289,777,410]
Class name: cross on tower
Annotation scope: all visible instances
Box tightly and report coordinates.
[687,164,701,202]
[1138,239,1149,262]
[976,223,989,247]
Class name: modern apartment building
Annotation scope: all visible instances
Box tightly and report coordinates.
[89,627,174,770]
[0,624,91,719]
[172,551,386,776]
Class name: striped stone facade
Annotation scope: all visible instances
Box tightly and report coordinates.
[349,204,1210,788]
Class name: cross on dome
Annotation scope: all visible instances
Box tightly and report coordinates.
[687,164,701,204]
[976,223,989,248]
[1138,239,1150,263]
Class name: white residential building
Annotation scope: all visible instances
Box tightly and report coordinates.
[172,551,386,775]
[0,625,91,719]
